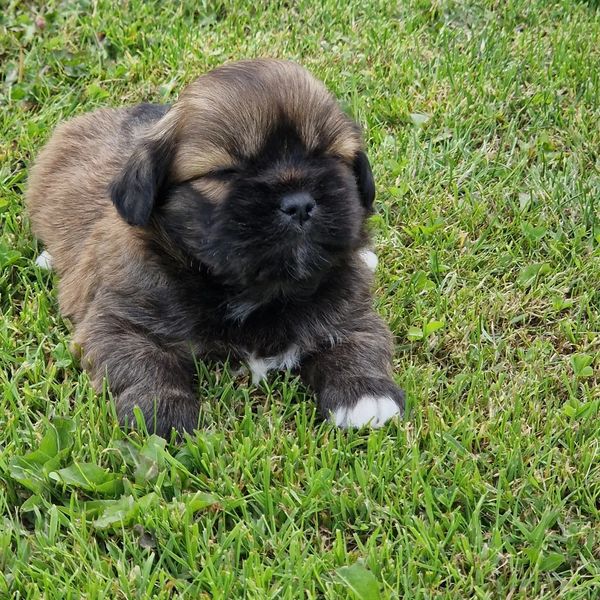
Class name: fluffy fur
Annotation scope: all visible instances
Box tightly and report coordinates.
[27,59,404,436]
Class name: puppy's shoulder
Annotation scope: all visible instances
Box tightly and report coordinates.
[45,107,128,147]
[36,102,168,160]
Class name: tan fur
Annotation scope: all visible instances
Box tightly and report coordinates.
[189,178,231,202]
[27,110,150,320]
[153,60,361,181]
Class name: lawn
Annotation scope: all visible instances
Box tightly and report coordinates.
[1,0,600,597]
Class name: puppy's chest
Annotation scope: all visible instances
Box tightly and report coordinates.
[200,321,304,383]
[176,279,333,381]
[242,344,301,384]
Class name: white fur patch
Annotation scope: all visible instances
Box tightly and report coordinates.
[247,345,300,384]
[358,249,378,272]
[35,250,53,270]
[331,395,400,428]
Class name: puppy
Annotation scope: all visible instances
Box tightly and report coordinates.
[27,59,404,436]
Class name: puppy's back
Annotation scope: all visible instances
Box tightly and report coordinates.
[26,105,165,277]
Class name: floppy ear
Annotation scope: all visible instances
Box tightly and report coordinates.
[110,137,172,226]
[353,150,375,212]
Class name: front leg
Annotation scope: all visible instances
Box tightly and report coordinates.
[301,311,404,428]
[74,314,199,437]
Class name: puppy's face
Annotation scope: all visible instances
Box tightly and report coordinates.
[111,60,375,294]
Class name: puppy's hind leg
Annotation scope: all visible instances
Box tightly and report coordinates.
[35,250,53,270]
[75,316,199,437]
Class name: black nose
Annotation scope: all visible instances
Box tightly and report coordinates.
[279,192,316,224]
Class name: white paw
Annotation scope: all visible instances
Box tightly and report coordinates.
[35,250,53,270]
[331,395,401,428]
[358,249,378,272]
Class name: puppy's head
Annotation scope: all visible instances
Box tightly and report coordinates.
[111,59,375,293]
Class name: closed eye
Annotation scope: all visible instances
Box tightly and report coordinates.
[206,166,240,179]
[182,167,240,184]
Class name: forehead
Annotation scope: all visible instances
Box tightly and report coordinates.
[169,61,362,180]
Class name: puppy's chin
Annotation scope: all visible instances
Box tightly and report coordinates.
[215,245,338,323]
[203,236,341,293]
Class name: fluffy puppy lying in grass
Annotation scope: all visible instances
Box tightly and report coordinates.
[27,59,404,436]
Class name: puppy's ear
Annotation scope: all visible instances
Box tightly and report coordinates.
[110,137,172,226]
[353,150,375,212]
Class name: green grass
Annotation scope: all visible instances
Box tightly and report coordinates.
[1,0,600,597]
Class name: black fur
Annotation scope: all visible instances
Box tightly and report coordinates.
[126,103,170,125]
[110,105,173,226]
[353,151,376,211]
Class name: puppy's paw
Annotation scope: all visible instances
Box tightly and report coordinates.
[331,395,401,428]
[117,385,199,438]
[321,379,404,429]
